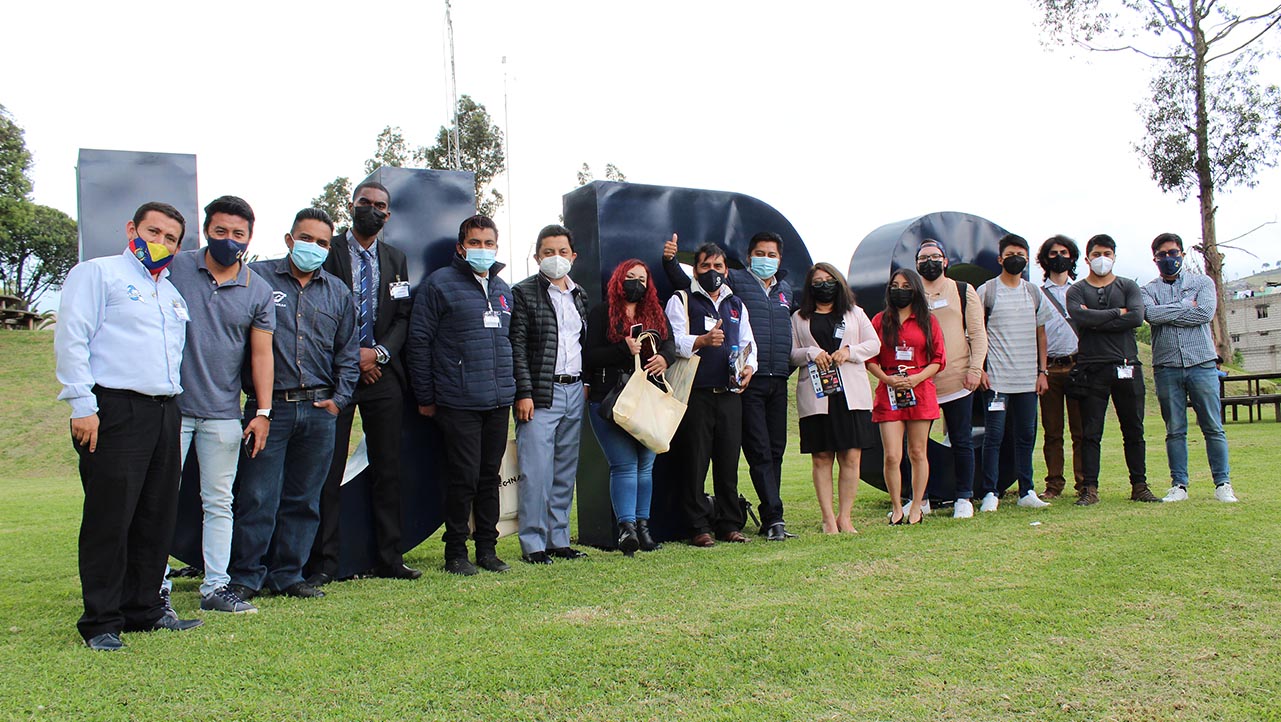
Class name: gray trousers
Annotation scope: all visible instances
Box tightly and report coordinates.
[515,381,584,554]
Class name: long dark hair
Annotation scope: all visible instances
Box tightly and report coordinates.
[880,268,935,362]
[605,259,668,342]
[798,262,854,319]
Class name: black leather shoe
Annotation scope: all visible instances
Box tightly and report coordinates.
[548,546,587,560]
[521,551,553,565]
[85,633,123,651]
[618,521,640,557]
[444,558,478,576]
[305,572,334,587]
[636,519,662,551]
[476,555,510,573]
[765,523,786,541]
[150,614,204,632]
[372,564,422,580]
[226,583,258,601]
[279,582,325,599]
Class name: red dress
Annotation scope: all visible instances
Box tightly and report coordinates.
[870,311,946,422]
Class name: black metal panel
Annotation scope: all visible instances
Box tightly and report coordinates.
[563,181,813,546]
[75,149,199,261]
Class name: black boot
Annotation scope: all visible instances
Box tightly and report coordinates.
[636,519,662,551]
[617,521,640,557]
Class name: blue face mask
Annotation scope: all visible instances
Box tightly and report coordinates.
[290,238,329,272]
[207,236,249,267]
[749,256,779,280]
[1157,255,1183,277]
[465,248,496,273]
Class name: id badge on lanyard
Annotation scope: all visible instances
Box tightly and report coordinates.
[483,310,501,328]
[895,344,914,362]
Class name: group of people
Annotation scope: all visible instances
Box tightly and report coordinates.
[55,186,1237,652]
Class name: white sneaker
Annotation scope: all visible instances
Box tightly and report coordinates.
[953,498,974,518]
[979,493,999,512]
[1017,492,1050,508]
[1214,483,1239,503]
[1162,486,1189,503]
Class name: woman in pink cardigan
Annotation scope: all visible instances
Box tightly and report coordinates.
[790,263,881,534]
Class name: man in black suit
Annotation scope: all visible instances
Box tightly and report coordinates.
[308,181,419,583]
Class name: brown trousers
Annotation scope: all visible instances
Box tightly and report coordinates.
[1041,364,1084,494]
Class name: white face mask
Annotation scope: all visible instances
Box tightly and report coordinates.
[1089,256,1115,276]
[540,255,573,280]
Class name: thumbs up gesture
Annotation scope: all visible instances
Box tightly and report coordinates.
[695,318,724,350]
[662,233,678,261]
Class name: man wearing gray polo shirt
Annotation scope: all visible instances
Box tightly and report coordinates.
[1141,232,1236,503]
[164,196,275,614]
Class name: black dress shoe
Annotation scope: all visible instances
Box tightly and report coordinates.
[226,583,258,601]
[150,614,204,632]
[618,521,640,557]
[547,546,587,560]
[765,523,786,541]
[372,564,422,580]
[521,551,553,565]
[476,555,510,573]
[279,582,325,599]
[305,572,334,587]
[85,633,123,651]
[444,558,478,576]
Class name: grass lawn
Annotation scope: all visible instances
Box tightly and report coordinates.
[1,332,1278,721]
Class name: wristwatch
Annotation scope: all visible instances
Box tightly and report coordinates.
[1038,369,1048,376]
[375,344,390,365]
[256,408,273,421]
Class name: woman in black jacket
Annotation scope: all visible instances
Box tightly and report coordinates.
[584,259,676,555]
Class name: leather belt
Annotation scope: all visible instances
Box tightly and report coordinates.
[93,385,176,403]
[553,375,581,384]
[709,387,732,394]
[271,387,334,402]
[1047,355,1077,367]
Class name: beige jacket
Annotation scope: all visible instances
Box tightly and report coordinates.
[924,279,987,399]
[790,306,880,417]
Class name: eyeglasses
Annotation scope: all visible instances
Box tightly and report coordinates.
[1096,286,1109,308]
[1154,250,1182,259]
[917,254,944,262]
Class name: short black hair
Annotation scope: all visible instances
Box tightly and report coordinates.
[693,242,727,268]
[1036,234,1080,278]
[748,231,783,254]
[535,224,574,253]
[1086,234,1116,254]
[294,207,334,233]
[1152,232,1183,253]
[132,202,186,244]
[998,233,1030,254]
[202,195,255,235]
[352,181,391,203]
[458,215,499,245]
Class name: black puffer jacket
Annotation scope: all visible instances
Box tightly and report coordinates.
[510,273,589,408]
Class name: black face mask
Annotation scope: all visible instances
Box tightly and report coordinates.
[622,278,647,303]
[352,205,388,237]
[810,280,838,303]
[888,288,915,309]
[916,259,944,281]
[1002,255,1028,275]
[1046,255,1073,274]
[697,269,724,293]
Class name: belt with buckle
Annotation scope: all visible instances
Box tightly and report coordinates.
[93,385,176,403]
[709,387,731,394]
[272,387,334,403]
[1047,355,1077,367]
[553,375,581,384]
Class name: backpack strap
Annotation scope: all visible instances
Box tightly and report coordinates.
[954,279,969,334]
[982,279,997,323]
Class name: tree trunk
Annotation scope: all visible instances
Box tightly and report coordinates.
[1191,7,1233,360]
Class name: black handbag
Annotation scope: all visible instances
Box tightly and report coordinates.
[1065,365,1093,400]
[597,372,630,422]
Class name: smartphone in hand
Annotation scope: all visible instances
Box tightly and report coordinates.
[630,323,643,339]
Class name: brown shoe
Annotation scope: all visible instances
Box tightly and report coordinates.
[1039,489,1062,501]
[1074,486,1099,506]
[1131,483,1161,503]
[690,533,716,547]
[716,530,749,543]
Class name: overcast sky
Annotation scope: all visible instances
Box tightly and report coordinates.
[4,0,1279,308]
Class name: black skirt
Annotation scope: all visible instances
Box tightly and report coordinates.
[798,391,877,454]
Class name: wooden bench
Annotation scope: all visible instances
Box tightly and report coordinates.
[1220,374,1281,423]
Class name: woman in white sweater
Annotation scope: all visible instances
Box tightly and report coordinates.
[790,263,881,534]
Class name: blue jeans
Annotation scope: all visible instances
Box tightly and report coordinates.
[514,382,584,554]
[939,394,976,499]
[982,391,1038,497]
[164,417,243,596]
[587,402,656,523]
[228,400,337,592]
[1155,362,1230,486]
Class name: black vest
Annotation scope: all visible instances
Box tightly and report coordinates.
[683,290,744,389]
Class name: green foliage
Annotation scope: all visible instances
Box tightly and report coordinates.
[418,95,507,217]
[1134,320,1152,345]
[0,104,35,250]
[310,176,352,230]
[576,162,628,187]
[363,126,413,176]
[0,202,77,310]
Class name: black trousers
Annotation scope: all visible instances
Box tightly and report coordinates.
[675,388,744,536]
[311,373,404,577]
[1077,363,1147,487]
[435,405,509,561]
[75,388,181,640]
[741,375,788,527]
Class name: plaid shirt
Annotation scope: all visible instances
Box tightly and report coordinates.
[1141,270,1218,368]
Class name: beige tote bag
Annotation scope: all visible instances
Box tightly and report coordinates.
[612,353,688,454]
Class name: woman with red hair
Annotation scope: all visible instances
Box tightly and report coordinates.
[584,259,676,555]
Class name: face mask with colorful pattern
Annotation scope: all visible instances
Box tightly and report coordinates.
[129,237,175,274]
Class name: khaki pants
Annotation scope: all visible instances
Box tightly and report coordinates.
[1041,364,1084,494]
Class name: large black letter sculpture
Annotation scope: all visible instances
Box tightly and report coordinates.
[847,211,1018,501]
[75,148,199,261]
[563,180,813,546]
